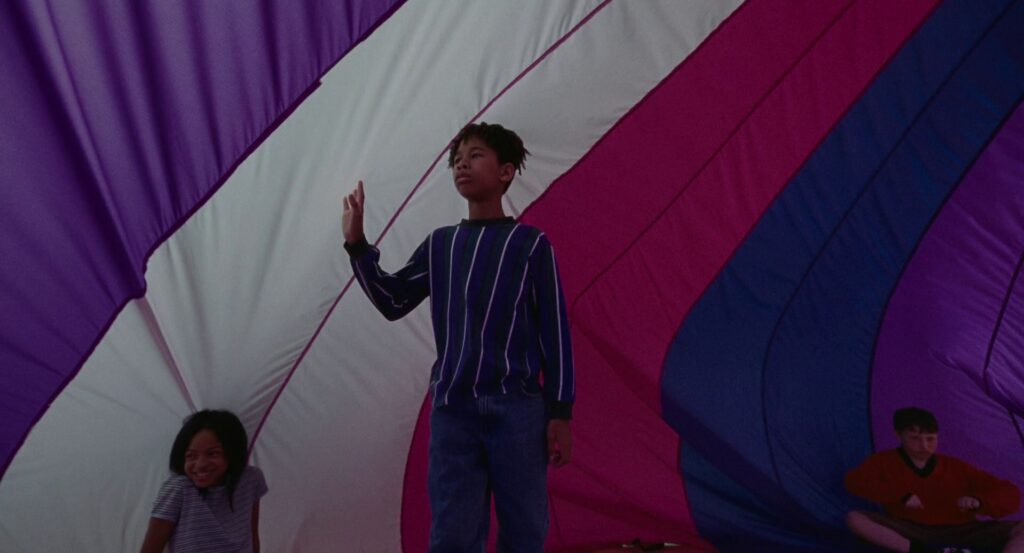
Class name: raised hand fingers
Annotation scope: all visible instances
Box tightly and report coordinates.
[344,188,362,215]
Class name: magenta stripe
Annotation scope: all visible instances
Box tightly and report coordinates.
[248,0,614,449]
[515,0,941,547]
[399,395,432,553]
[578,0,853,316]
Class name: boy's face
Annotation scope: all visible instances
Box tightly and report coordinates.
[451,136,514,203]
[897,426,937,463]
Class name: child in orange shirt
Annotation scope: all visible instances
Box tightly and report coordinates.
[845,407,1022,553]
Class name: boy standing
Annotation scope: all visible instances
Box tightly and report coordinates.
[341,123,574,552]
[845,407,1023,553]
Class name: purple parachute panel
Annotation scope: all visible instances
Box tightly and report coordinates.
[872,102,1024,497]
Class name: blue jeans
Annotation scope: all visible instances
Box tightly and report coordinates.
[428,393,549,553]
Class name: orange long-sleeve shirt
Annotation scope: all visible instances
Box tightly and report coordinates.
[845,448,1020,525]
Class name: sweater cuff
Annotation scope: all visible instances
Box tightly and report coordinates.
[547,401,573,420]
[343,237,370,258]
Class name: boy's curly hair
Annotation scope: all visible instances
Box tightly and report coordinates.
[447,122,530,190]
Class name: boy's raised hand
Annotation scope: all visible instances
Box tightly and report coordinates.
[342,180,366,245]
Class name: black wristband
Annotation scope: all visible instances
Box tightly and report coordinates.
[547,401,573,420]
[343,237,370,258]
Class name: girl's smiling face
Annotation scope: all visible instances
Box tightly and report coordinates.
[184,429,228,488]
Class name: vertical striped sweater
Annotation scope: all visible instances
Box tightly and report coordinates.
[345,217,575,419]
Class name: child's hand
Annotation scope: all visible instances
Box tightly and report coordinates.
[342,181,366,245]
[957,496,981,511]
[547,420,572,467]
[904,494,923,509]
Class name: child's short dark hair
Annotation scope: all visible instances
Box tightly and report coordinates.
[447,122,530,189]
[893,407,938,433]
[169,409,249,506]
